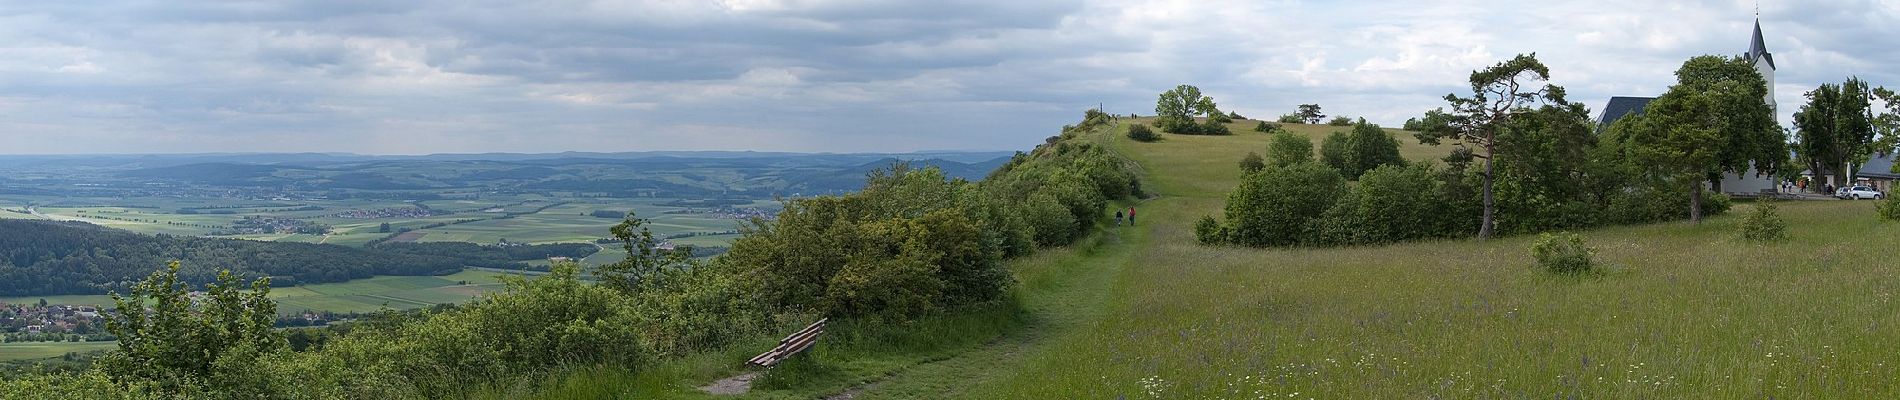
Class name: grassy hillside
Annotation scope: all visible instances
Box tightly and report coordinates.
[810,120,1900,398]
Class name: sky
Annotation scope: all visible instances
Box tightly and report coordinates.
[1,0,1896,155]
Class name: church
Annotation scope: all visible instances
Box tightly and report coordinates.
[1594,18,1780,196]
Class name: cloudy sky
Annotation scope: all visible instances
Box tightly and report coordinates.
[1,0,1895,155]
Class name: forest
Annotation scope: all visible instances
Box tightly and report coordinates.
[0,220,508,296]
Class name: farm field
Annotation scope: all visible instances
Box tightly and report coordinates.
[0,268,539,314]
[0,195,759,249]
[0,341,117,362]
[680,121,1900,399]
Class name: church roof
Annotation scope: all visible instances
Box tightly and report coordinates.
[1749,18,1776,70]
[1596,96,1656,128]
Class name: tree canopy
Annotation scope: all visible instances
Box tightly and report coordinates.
[1417,53,1568,239]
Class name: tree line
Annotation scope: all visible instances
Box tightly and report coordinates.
[0,220,493,296]
[1196,53,1779,247]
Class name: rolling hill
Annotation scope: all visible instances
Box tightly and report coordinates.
[640,118,1900,398]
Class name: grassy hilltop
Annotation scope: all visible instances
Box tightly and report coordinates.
[723,119,1900,398]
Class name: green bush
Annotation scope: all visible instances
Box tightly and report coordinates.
[1739,203,1790,242]
[0,369,162,399]
[1221,162,1345,247]
[1326,116,1353,126]
[1199,119,1232,135]
[1340,122,1405,180]
[1023,192,1077,246]
[1194,215,1225,245]
[96,262,284,396]
[1319,132,1350,174]
[1127,124,1159,142]
[1253,121,1280,133]
[1880,195,1900,221]
[1308,164,1443,246]
[1208,111,1234,124]
[1531,232,1595,274]
[1239,152,1266,173]
[1265,131,1314,168]
[1277,114,1304,124]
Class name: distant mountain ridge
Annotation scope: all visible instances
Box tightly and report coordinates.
[78,152,1015,198]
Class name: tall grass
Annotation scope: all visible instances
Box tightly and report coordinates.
[958,123,1900,398]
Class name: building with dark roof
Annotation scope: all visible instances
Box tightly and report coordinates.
[1595,17,1781,195]
[1594,96,1655,129]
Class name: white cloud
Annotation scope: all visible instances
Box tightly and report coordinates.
[0,0,1894,154]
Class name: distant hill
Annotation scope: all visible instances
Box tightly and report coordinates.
[119,163,304,186]
[105,153,1015,197]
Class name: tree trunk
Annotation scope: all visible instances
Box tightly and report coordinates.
[1689,176,1704,223]
[1478,141,1496,239]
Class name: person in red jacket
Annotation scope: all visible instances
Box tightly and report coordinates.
[1127,206,1136,226]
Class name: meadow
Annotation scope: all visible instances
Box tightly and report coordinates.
[0,268,537,314]
[0,194,756,313]
[0,341,116,362]
[622,120,1900,398]
[0,195,754,247]
[963,121,1900,398]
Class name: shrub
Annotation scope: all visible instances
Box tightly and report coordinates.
[1228,111,1246,120]
[1327,116,1353,126]
[1127,124,1159,142]
[1739,203,1789,241]
[1239,152,1266,173]
[1024,191,1078,246]
[1193,215,1225,244]
[1222,162,1346,247]
[1308,164,1442,246]
[1265,131,1314,168]
[1319,132,1351,174]
[1277,114,1304,124]
[1341,122,1405,180]
[1531,232,1595,274]
[1881,195,1900,221]
[1253,121,1281,133]
[1199,119,1232,135]
[98,262,284,396]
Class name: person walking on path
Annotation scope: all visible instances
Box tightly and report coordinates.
[1114,210,1124,226]
[1127,207,1136,226]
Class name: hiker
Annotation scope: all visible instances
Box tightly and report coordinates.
[1114,210,1124,226]
[1127,207,1136,226]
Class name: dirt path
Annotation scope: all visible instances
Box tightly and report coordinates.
[698,371,760,395]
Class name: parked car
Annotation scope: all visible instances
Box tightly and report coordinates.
[1840,185,1885,200]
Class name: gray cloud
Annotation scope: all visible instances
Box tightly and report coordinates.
[0,0,1895,154]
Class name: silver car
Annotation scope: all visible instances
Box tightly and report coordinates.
[1840,185,1885,200]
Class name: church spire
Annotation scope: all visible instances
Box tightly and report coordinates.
[1749,17,1775,70]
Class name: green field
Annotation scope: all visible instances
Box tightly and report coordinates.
[0,195,754,249]
[631,121,1900,398]
[0,269,539,314]
[0,341,117,362]
[0,193,740,316]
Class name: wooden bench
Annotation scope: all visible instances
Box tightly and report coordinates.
[747,318,827,368]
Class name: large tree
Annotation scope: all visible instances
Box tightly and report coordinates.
[1155,85,1220,134]
[1795,78,1877,188]
[1674,56,1786,193]
[1297,104,1325,124]
[1628,55,1783,222]
[1416,53,1568,239]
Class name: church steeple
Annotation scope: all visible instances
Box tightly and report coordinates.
[1749,18,1775,70]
